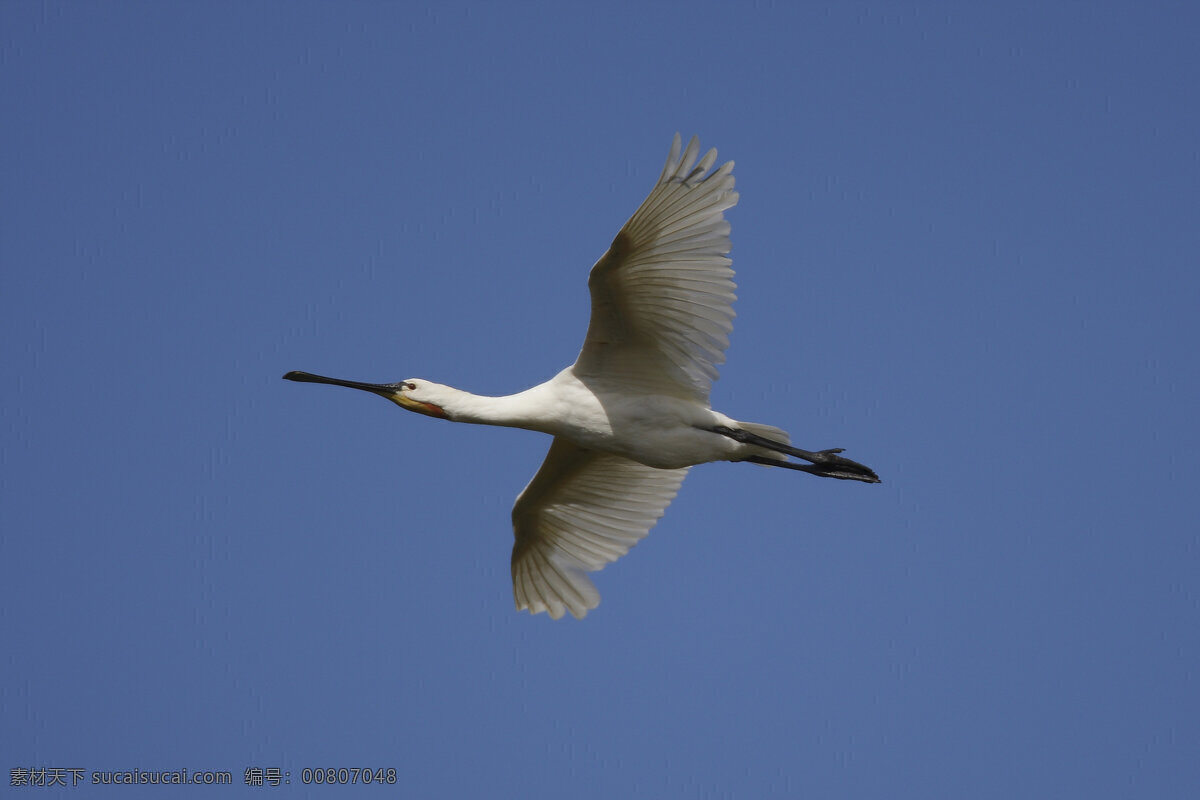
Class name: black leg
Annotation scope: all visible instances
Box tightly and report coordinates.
[712,426,881,483]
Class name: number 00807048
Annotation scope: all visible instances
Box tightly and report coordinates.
[300,767,397,785]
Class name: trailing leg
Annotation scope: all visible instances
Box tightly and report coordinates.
[712,426,881,483]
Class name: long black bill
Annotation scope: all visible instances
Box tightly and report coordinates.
[283,370,400,397]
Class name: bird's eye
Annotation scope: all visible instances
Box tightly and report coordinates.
[403,382,416,391]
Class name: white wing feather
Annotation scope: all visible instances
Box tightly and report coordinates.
[573,134,738,400]
[511,437,689,619]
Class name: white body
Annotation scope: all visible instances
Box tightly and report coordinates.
[423,367,776,470]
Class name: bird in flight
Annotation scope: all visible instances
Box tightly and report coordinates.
[285,135,879,619]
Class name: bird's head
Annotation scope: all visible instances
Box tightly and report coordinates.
[389,378,452,419]
[283,371,450,420]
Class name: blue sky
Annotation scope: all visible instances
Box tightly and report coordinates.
[3,2,1198,797]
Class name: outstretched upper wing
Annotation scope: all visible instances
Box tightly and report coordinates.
[573,134,738,401]
[511,437,689,619]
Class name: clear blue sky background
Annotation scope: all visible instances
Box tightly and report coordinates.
[4,2,1198,797]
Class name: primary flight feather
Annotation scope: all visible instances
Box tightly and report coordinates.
[285,134,879,619]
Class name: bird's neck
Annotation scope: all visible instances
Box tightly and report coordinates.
[436,384,550,430]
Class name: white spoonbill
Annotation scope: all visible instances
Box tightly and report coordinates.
[285,135,879,619]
